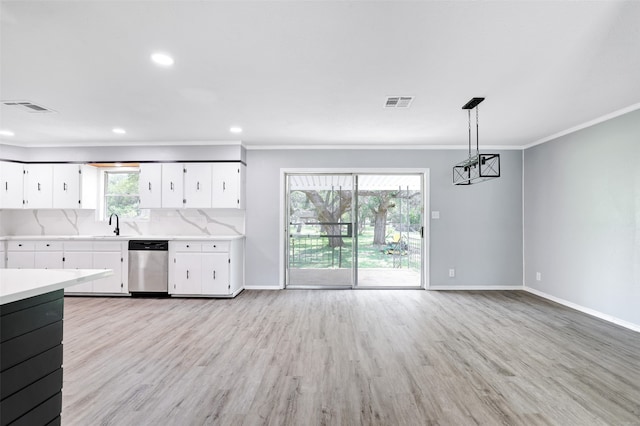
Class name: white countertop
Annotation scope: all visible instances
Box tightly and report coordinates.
[0,269,113,305]
[0,235,245,241]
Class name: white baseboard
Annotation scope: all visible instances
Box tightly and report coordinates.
[243,285,283,290]
[524,286,640,333]
[428,285,523,291]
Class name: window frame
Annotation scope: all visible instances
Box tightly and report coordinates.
[99,167,149,222]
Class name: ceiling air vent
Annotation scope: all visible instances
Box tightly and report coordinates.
[1,100,56,113]
[384,96,414,109]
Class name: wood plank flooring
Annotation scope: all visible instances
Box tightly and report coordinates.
[61,290,640,425]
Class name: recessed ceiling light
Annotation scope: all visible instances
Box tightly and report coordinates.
[230,127,242,134]
[151,52,174,67]
[0,129,15,137]
[112,128,126,135]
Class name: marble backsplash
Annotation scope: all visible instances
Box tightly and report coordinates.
[0,209,245,237]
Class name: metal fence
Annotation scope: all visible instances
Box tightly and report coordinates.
[289,235,352,268]
[289,233,421,270]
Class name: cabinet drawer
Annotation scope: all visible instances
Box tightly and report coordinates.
[64,241,93,252]
[172,242,202,252]
[7,241,35,251]
[202,241,230,253]
[35,241,64,251]
[93,241,123,252]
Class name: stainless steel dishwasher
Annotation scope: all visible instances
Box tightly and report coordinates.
[128,240,169,293]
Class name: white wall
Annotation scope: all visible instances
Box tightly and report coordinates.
[524,109,640,327]
[245,149,523,288]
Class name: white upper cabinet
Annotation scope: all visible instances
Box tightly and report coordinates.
[212,163,244,209]
[52,164,80,208]
[78,165,98,209]
[139,163,162,208]
[3,163,97,209]
[0,161,24,209]
[161,163,185,208]
[52,164,97,209]
[24,164,53,209]
[183,163,212,208]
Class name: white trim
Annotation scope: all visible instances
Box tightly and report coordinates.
[280,168,430,290]
[524,286,640,333]
[522,102,640,150]
[521,149,526,288]
[429,285,523,291]
[244,285,283,290]
[245,144,522,151]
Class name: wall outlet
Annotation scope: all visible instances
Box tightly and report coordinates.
[449,269,455,278]
[536,272,542,281]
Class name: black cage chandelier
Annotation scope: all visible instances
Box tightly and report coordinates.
[452,97,500,185]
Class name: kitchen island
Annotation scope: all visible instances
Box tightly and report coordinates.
[0,269,112,426]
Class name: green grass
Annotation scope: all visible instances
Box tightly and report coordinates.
[289,226,419,269]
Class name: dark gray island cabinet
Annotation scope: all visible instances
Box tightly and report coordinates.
[0,269,111,426]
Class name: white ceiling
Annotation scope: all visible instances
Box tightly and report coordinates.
[1,1,639,149]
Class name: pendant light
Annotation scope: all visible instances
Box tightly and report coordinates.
[452,97,500,185]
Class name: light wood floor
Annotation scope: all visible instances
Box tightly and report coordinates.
[61,290,640,425]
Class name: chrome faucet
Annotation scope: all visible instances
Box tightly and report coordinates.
[109,213,120,236]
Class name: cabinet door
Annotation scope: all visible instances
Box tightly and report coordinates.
[35,251,64,269]
[161,163,184,208]
[172,253,201,294]
[211,163,240,208]
[64,251,94,293]
[24,164,53,208]
[52,164,80,209]
[183,163,212,208]
[92,251,123,293]
[139,163,162,208]
[0,161,24,209]
[6,251,35,268]
[202,253,230,295]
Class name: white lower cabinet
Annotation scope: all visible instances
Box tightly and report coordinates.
[64,241,127,295]
[173,252,203,295]
[6,241,36,268]
[91,244,126,294]
[6,241,63,269]
[4,237,243,297]
[64,249,94,293]
[202,253,230,295]
[170,238,243,297]
[35,241,64,269]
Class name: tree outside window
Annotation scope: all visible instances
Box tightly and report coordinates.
[104,171,148,220]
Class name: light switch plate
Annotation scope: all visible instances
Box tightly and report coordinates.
[432,211,440,219]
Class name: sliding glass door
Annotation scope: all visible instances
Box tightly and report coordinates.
[286,174,354,287]
[355,174,423,288]
[285,172,424,288]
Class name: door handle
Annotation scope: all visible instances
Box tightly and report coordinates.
[171,182,174,191]
[223,182,226,191]
[345,223,353,238]
[5,182,7,191]
[38,183,41,191]
[63,182,67,191]
[213,270,216,280]
[149,182,152,191]
[186,270,189,279]
[197,182,200,190]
